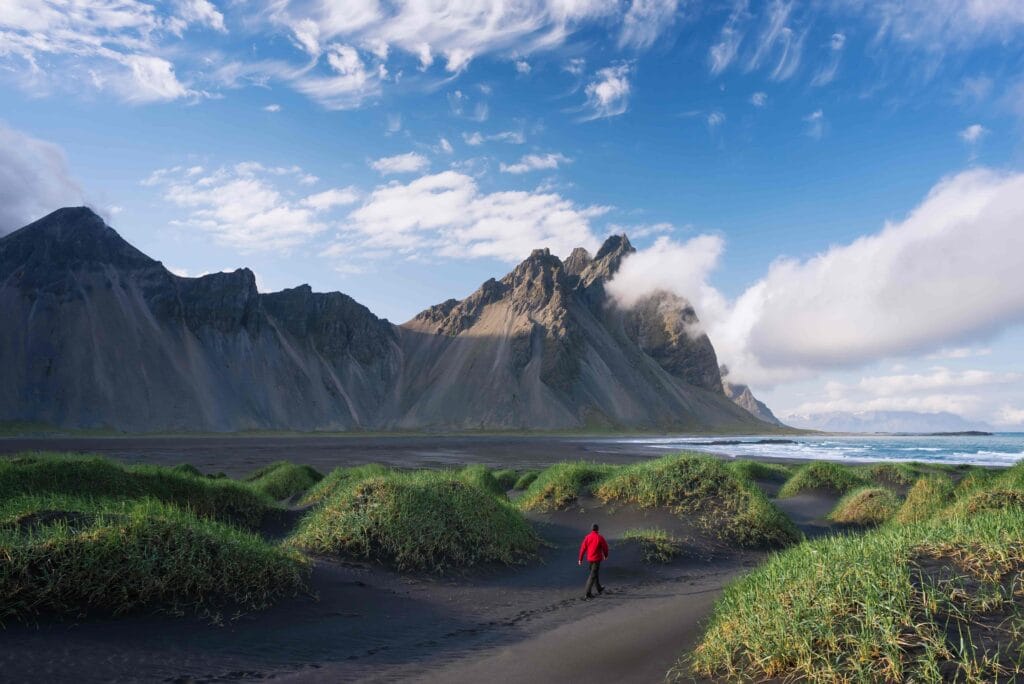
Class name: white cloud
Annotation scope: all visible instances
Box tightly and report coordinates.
[337,170,607,262]
[462,130,525,146]
[959,124,987,143]
[927,346,991,360]
[708,1,747,76]
[515,59,532,74]
[855,368,1021,396]
[267,0,624,81]
[810,31,844,86]
[565,57,586,76]
[619,0,678,49]
[583,63,632,120]
[301,186,360,210]
[292,43,382,110]
[438,137,454,154]
[748,0,805,81]
[750,91,767,106]
[997,405,1024,425]
[607,222,674,239]
[264,104,282,112]
[0,0,211,103]
[804,109,824,139]
[606,168,1024,388]
[500,152,571,174]
[147,162,350,250]
[860,0,1024,51]
[0,122,83,234]
[707,111,725,128]
[370,152,430,175]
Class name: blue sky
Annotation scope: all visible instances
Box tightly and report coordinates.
[3,0,1024,426]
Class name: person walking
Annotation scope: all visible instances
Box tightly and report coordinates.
[578,523,609,600]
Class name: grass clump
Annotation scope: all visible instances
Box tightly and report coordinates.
[0,453,273,527]
[894,474,956,524]
[623,528,682,563]
[288,470,538,572]
[299,463,392,505]
[457,465,506,497]
[778,461,868,498]
[862,462,921,487]
[726,459,793,484]
[513,470,540,490]
[491,469,519,491]
[244,461,323,501]
[516,462,619,512]
[595,454,800,549]
[685,509,1024,683]
[828,486,901,525]
[0,495,308,623]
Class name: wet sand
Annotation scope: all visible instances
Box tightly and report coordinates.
[0,437,845,683]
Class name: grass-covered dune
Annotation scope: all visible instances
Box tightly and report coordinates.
[289,469,539,572]
[0,453,274,527]
[778,461,870,498]
[827,486,901,525]
[595,455,801,548]
[687,462,1024,683]
[622,528,683,564]
[0,495,308,623]
[244,461,323,501]
[516,462,619,511]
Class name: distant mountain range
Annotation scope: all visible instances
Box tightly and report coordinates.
[784,410,994,434]
[0,207,781,433]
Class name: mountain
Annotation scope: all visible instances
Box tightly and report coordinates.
[723,382,784,426]
[785,410,993,434]
[0,207,775,433]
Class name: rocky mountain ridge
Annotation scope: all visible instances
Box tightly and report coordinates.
[0,207,778,432]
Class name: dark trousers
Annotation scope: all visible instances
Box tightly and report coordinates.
[585,561,603,596]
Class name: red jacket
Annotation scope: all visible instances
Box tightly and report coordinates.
[579,531,609,563]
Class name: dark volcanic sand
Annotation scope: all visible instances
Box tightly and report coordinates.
[0,434,809,478]
[0,438,845,683]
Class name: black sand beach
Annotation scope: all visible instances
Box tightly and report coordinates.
[0,436,848,683]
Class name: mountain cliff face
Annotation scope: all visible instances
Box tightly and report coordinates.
[723,382,784,427]
[0,208,774,432]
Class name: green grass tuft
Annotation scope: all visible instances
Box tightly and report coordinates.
[244,461,323,501]
[516,462,619,511]
[513,470,540,490]
[726,459,793,484]
[595,454,801,549]
[491,469,519,491]
[288,470,538,572]
[623,528,683,563]
[828,486,902,525]
[893,474,956,524]
[457,464,506,497]
[778,461,869,498]
[861,462,921,487]
[0,495,308,623]
[299,463,393,505]
[0,453,273,527]
[685,509,1024,683]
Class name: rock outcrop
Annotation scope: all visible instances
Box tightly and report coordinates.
[723,382,784,427]
[0,208,777,433]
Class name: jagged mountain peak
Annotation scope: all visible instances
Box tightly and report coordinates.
[564,247,592,275]
[0,206,157,284]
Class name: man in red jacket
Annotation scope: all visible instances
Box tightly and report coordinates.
[578,523,609,599]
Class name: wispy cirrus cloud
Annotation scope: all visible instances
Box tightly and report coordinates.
[0,0,220,103]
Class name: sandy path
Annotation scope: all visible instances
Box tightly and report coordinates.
[409,570,736,684]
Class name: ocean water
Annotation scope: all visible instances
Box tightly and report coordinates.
[606,433,1024,467]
